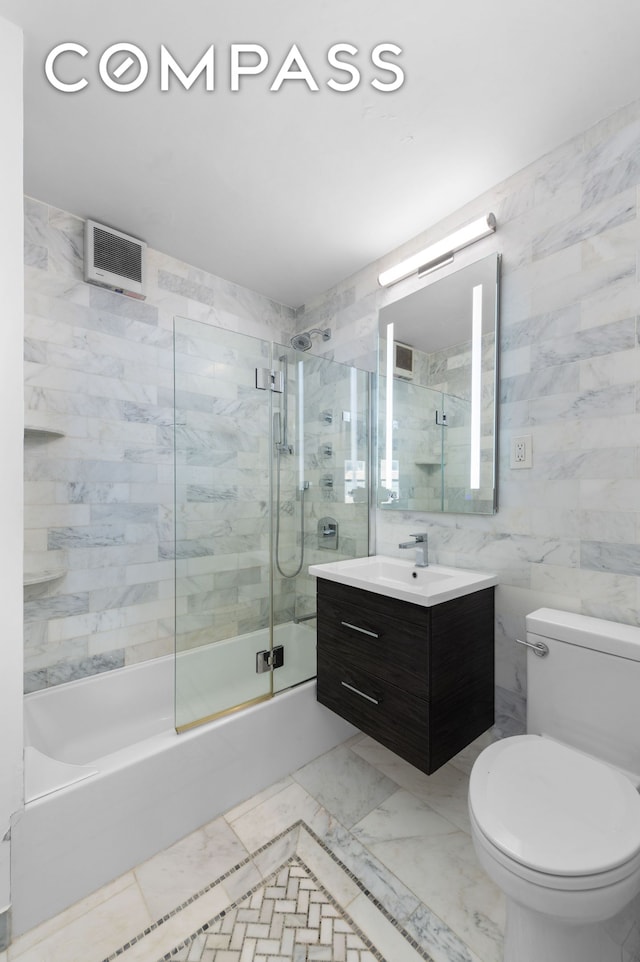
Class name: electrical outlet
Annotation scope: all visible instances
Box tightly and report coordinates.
[510,434,533,469]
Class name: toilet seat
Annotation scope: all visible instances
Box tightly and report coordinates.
[470,806,640,894]
[469,735,640,880]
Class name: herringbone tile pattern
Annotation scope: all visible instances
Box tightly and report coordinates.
[172,860,380,961]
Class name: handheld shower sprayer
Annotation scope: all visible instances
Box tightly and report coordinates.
[274,355,292,454]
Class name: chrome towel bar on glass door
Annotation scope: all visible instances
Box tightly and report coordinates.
[515,638,549,657]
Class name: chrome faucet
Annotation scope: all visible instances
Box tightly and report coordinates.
[398,532,429,567]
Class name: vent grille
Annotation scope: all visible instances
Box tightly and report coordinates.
[93,226,143,284]
[394,341,414,379]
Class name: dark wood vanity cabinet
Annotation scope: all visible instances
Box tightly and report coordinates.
[315,579,495,774]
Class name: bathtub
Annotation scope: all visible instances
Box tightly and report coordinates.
[11,622,357,936]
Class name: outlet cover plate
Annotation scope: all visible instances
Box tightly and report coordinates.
[510,434,533,469]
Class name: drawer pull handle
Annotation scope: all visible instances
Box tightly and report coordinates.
[341,681,380,705]
[340,620,379,639]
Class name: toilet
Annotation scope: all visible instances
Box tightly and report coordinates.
[469,608,640,962]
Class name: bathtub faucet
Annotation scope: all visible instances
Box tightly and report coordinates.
[399,532,429,567]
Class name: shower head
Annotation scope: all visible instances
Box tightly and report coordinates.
[289,328,331,352]
[290,332,313,352]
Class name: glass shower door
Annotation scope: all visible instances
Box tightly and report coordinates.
[173,320,370,732]
[271,346,370,692]
[173,317,273,731]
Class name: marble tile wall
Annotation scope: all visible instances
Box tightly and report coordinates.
[297,97,640,734]
[23,199,296,691]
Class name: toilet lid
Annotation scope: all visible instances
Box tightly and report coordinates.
[469,735,640,876]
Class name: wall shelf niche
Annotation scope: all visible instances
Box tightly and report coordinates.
[24,424,67,585]
[23,569,65,587]
[24,426,65,439]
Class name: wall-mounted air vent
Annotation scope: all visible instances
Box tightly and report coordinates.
[84,219,147,299]
[393,341,414,380]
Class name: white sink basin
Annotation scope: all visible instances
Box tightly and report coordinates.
[308,555,497,607]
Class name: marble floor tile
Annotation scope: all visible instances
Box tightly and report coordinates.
[134,815,252,918]
[622,920,640,962]
[109,881,231,962]
[292,744,399,828]
[8,876,152,962]
[345,891,427,962]
[351,788,462,846]
[219,856,264,905]
[350,736,475,833]
[226,780,331,852]
[351,789,503,962]
[322,820,422,925]
[404,902,486,962]
[295,827,362,909]
[354,821,504,962]
[252,823,300,881]
[7,872,137,960]
[9,872,136,960]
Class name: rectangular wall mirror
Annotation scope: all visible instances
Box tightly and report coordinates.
[376,252,500,515]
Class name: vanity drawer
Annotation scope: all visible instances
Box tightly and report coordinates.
[318,602,429,698]
[318,578,429,630]
[317,578,429,694]
[317,654,431,772]
[318,615,428,697]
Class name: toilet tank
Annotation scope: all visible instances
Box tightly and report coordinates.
[525,608,640,781]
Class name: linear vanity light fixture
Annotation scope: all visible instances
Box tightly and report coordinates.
[384,321,395,493]
[469,284,483,490]
[377,213,497,288]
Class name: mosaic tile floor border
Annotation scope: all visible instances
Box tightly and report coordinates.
[168,856,383,961]
[100,821,435,962]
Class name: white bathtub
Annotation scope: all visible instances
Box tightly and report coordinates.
[12,623,356,936]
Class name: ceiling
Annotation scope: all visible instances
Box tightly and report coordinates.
[2,0,640,308]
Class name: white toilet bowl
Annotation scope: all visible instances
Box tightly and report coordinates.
[469,734,640,962]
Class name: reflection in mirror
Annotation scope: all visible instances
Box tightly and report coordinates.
[376,253,500,515]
